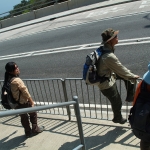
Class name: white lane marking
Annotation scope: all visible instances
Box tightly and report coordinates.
[0,37,150,61]
[70,20,76,25]
[119,37,150,42]
[86,6,126,18]
[140,0,150,8]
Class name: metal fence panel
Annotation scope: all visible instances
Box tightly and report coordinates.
[0,78,141,121]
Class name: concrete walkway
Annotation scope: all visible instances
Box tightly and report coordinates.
[0,113,140,150]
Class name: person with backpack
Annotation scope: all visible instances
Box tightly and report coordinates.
[129,64,150,150]
[97,28,139,124]
[4,62,44,138]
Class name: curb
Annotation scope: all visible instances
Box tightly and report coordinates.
[0,0,140,34]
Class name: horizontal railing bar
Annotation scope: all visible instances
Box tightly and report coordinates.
[35,102,132,109]
[0,78,63,82]
[65,78,83,80]
[22,78,64,81]
[0,0,58,17]
[0,78,143,82]
[73,144,84,150]
[0,101,76,118]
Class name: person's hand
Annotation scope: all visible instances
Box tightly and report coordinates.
[134,75,140,79]
[30,101,34,107]
[129,75,140,84]
[28,97,35,107]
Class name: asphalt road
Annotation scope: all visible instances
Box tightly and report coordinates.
[0,0,150,80]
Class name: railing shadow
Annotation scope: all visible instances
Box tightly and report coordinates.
[0,115,140,150]
[59,127,131,150]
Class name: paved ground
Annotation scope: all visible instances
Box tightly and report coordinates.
[0,0,141,149]
[0,113,140,150]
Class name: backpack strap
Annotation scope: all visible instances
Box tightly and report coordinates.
[133,80,150,106]
[140,81,150,98]
[10,77,16,82]
[10,77,21,104]
[95,46,112,83]
[141,80,148,91]
[100,46,112,55]
[95,46,111,64]
[133,81,142,106]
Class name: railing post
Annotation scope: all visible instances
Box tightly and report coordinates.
[62,79,71,120]
[73,96,86,150]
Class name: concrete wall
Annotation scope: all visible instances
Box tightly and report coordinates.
[1,17,15,28]
[0,0,103,29]
[14,11,36,25]
[35,2,69,18]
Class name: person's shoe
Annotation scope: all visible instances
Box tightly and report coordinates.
[112,117,127,124]
[126,95,134,102]
[32,126,45,136]
[25,132,32,138]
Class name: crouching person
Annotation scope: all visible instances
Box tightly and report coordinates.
[4,62,44,138]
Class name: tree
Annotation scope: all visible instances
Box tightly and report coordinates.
[2,0,68,20]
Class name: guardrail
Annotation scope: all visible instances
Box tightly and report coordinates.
[0,0,103,29]
[0,78,71,120]
[0,0,66,19]
[0,96,86,150]
[0,78,141,121]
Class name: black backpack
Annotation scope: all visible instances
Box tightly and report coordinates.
[1,77,20,109]
[128,81,150,142]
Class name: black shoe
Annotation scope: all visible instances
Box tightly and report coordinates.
[25,132,32,138]
[126,95,134,102]
[112,118,127,124]
[32,126,44,136]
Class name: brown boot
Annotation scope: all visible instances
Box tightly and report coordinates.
[32,126,45,136]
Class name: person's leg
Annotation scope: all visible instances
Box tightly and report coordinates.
[17,103,32,137]
[26,102,44,135]
[29,111,44,134]
[19,113,32,137]
[17,102,44,137]
[101,83,126,124]
[140,140,150,150]
[116,75,136,102]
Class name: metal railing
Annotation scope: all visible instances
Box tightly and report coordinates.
[0,96,86,150]
[0,78,141,121]
[0,0,68,20]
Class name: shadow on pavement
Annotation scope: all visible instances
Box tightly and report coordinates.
[0,115,140,150]
[0,131,27,149]
[58,127,137,150]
